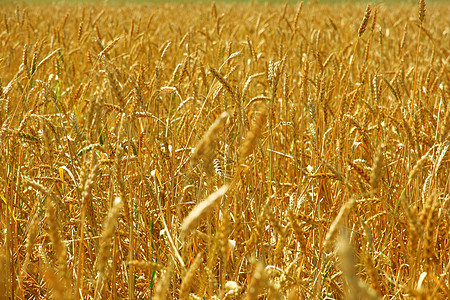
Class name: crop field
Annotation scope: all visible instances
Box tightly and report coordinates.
[0,1,449,299]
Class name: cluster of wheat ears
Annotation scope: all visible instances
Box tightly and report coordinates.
[0,0,448,299]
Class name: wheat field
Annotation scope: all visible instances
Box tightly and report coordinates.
[0,1,449,299]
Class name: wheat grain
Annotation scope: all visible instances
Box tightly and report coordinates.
[358,5,372,37]
[2,3,449,298]
[324,198,356,250]
[179,253,203,300]
[181,185,229,234]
